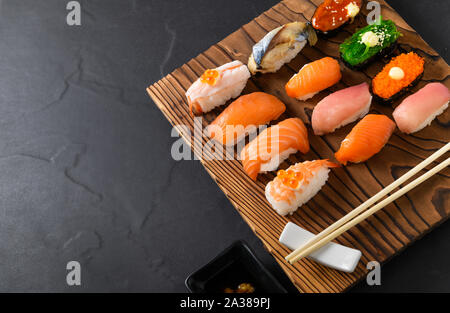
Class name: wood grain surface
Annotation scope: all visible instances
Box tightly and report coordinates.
[147,0,450,292]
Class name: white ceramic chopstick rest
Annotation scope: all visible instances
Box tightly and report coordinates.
[279,222,362,273]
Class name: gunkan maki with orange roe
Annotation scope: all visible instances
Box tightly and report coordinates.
[372,52,424,103]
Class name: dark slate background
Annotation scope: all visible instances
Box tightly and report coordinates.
[0,0,448,292]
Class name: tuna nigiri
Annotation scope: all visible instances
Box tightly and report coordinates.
[266,160,339,216]
[393,82,450,134]
[285,57,341,100]
[312,82,372,135]
[241,118,310,180]
[206,92,286,146]
[186,60,250,115]
[335,114,396,165]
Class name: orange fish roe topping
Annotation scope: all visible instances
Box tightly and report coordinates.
[200,69,220,85]
[372,52,424,99]
[277,168,304,189]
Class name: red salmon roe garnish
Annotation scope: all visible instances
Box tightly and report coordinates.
[287,179,298,189]
[278,168,304,189]
[200,69,219,85]
[277,170,286,177]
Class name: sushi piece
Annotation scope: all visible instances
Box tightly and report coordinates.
[340,17,401,69]
[393,83,450,134]
[186,60,250,115]
[265,160,339,216]
[248,22,317,75]
[335,114,396,165]
[312,0,362,34]
[206,92,286,146]
[372,52,425,102]
[312,82,372,135]
[241,118,310,181]
[285,57,341,100]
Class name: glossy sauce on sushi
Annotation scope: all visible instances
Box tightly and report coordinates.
[241,118,309,181]
[334,114,396,165]
[285,57,341,100]
[372,52,424,101]
[312,0,362,33]
[206,92,286,146]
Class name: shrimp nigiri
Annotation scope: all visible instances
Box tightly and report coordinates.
[266,160,339,216]
[186,60,250,115]
[334,114,396,165]
[241,118,309,180]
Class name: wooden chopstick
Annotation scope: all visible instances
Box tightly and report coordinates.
[286,142,450,263]
[287,155,450,264]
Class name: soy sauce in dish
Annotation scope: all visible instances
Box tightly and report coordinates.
[204,260,264,293]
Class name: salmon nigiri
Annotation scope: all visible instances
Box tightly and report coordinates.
[335,114,396,165]
[312,82,372,135]
[285,57,342,100]
[241,118,310,180]
[266,160,339,216]
[206,92,286,146]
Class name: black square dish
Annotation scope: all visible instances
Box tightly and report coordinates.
[185,241,287,293]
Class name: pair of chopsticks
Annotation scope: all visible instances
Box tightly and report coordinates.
[286,142,450,264]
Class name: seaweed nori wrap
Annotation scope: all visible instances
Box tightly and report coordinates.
[340,17,401,69]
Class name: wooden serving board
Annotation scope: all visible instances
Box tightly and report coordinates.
[147,0,450,292]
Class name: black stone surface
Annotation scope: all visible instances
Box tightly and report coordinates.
[0,0,448,292]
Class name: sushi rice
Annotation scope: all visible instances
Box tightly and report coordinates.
[265,160,338,216]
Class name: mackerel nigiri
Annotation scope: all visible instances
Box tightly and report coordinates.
[285,57,341,100]
[335,114,396,165]
[186,60,250,115]
[312,82,372,135]
[206,92,286,146]
[248,22,317,75]
[266,160,339,216]
[393,83,450,134]
[241,118,309,180]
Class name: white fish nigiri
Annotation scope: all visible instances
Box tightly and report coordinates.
[312,82,372,135]
[393,82,450,134]
[265,160,339,216]
[185,60,250,115]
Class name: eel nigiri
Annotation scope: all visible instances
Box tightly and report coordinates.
[312,0,362,34]
[312,82,372,135]
[335,114,396,165]
[285,57,341,100]
[206,92,286,146]
[266,160,339,216]
[248,22,317,75]
[186,60,250,115]
[241,118,310,180]
[393,83,450,134]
